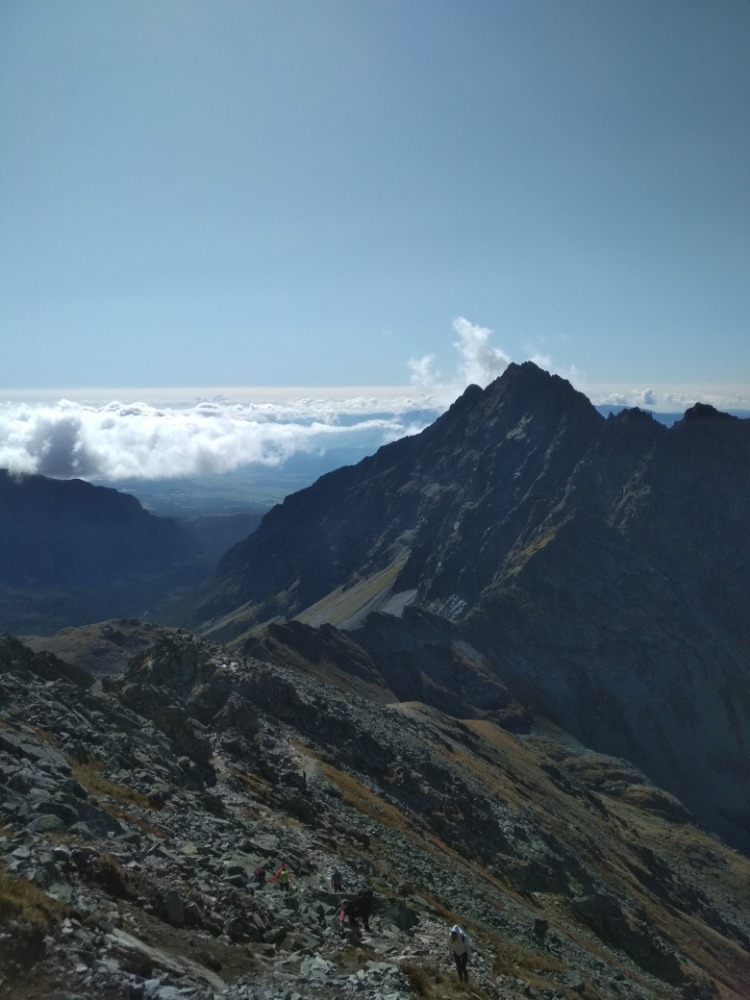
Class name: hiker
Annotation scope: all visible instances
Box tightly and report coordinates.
[330,866,343,892]
[340,888,373,932]
[252,862,268,885]
[269,862,292,891]
[449,924,471,982]
[355,887,374,931]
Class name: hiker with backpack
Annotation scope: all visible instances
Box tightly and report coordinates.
[269,862,293,891]
[339,888,373,932]
[449,924,471,982]
[330,866,343,892]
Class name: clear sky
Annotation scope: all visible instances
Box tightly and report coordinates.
[1,0,748,399]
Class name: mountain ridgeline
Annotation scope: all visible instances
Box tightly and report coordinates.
[0,470,262,635]
[172,362,750,852]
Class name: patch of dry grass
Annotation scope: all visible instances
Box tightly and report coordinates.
[230,766,278,801]
[319,761,413,830]
[616,783,692,820]
[0,863,66,929]
[69,755,153,808]
[398,958,498,1000]
[296,554,409,630]
[318,761,474,871]
[67,753,168,838]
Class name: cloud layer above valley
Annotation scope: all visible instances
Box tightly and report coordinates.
[2,318,747,482]
[0,395,438,481]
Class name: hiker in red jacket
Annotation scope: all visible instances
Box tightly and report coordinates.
[269,862,292,891]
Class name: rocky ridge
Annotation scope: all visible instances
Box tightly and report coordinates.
[2,625,750,1000]
[164,363,750,855]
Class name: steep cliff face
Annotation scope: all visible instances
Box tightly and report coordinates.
[459,400,750,850]
[170,363,750,853]
[177,363,607,633]
[177,365,748,666]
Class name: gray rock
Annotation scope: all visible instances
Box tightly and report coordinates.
[26,813,66,833]
[160,889,185,927]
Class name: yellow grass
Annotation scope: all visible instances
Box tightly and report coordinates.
[0,863,66,928]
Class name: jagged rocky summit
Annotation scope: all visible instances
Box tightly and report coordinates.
[2,627,750,1000]
[167,362,750,854]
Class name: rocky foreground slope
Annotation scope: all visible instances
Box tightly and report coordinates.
[2,625,750,1000]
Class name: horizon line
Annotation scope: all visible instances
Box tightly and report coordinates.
[1,380,749,413]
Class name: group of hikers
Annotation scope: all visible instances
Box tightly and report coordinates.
[251,861,350,896]
[251,860,471,981]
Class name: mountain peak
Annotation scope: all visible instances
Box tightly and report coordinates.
[432,364,595,432]
[168,360,750,854]
[483,361,599,417]
[682,401,736,422]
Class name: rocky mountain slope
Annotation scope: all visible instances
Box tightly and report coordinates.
[0,471,190,591]
[2,624,750,1000]
[0,471,261,636]
[164,363,750,854]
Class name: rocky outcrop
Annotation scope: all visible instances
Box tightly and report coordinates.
[2,628,749,1000]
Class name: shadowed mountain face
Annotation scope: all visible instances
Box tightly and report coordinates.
[0,472,262,635]
[0,471,190,589]
[172,362,750,852]
[174,365,605,631]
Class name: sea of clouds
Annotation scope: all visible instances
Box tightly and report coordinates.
[0,395,437,481]
[1,318,746,482]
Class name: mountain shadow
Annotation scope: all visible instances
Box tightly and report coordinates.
[0,470,258,635]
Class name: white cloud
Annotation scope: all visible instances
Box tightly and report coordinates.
[452,316,512,386]
[587,384,750,412]
[408,316,512,405]
[2,314,515,483]
[407,354,441,387]
[0,395,438,482]
[597,392,630,407]
[6,324,515,482]
[528,351,552,371]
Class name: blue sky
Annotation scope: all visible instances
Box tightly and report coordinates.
[0,1,748,482]
[2,0,748,393]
